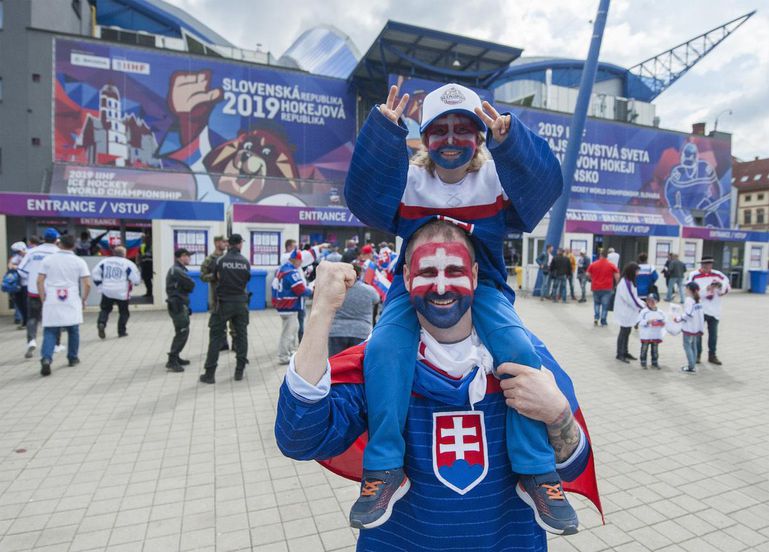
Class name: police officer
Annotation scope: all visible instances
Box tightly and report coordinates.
[165,248,195,372]
[200,235,232,351]
[200,234,251,384]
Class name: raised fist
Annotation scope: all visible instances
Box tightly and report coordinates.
[169,71,222,115]
[312,261,357,313]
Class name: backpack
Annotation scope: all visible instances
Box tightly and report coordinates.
[2,269,21,294]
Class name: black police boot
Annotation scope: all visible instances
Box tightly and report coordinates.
[199,368,216,384]
[177,357,191,366]
[166,354,184,372]
[234,362,246,381]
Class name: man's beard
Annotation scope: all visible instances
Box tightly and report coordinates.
[411,290,473,328]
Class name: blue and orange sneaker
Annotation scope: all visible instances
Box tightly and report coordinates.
[349,468,410,529]
[516,472,579,535]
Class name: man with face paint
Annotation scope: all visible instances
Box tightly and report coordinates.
[275,220,599,551]
[343,83,570,531]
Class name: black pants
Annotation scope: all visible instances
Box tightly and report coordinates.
[616,326,632,358]
[328,336,365,358]
[26,296,43,343]
[640,342,659,365]
[12,286,28,325]
[98,296,129,335]
[167,300,190,355]
[697,314,719,357]
[297,309,305,343]
[204,301,249,372]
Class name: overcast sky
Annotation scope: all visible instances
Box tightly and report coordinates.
[168,0,768,160]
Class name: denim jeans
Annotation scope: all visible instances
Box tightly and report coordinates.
[41,326,79,362]
[593,289,612,324]
[550,275,567,302]
[539,272,551,297]
[578,275,587,301]
[696,315,719,357]
[683,334,698,369]
[666,277,684,303]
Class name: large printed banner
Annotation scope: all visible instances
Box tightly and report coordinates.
[506,107,733,228]
[0,192,223,221]
[390,74,732,229]
[54,38,355,208]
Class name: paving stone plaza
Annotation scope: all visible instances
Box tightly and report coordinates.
[0,291,767,552]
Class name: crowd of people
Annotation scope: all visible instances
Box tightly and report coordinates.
[272,238,396,365]
[535,243,730,374]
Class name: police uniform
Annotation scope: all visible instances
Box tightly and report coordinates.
[165,251,195,368]
[201,235,251,383]
[200,237,234,349]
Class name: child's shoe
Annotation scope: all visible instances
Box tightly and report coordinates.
[349,468,410,529]
[516,472,579,535]
[652,362,660,370]
[641,362,647,370]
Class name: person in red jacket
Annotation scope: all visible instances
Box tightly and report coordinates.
[586,250,619,326]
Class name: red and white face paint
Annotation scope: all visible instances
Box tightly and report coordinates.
[408,241,474,328]
[423,114,479,170]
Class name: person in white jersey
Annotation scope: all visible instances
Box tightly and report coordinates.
[92,245,141,339]
[37,234,91,376]
[685,255,730,365]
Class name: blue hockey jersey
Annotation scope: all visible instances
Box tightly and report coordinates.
[272,262,311,312]
[275,335,599,551]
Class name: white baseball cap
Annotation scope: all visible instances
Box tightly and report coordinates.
[420,83,486,134]
[10,241,27,253]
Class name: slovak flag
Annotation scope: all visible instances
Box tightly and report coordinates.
[362,260,390,302]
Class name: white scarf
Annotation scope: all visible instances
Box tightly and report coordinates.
[419,329,494,408]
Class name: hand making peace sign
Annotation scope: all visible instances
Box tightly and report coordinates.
[378,85,410,124]
[475,101,512,144]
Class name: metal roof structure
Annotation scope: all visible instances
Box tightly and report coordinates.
[628,10,755,101]
[493,11,755,103]
[493,57,651,99]
[350,20,523,97]
[278,25,360,79]
[89,0,235,47]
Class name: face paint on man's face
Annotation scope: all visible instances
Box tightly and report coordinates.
[424,114,478,170]
[407,241,474,328]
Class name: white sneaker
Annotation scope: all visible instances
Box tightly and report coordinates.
[25,340,37,359]
[54,345,65,354]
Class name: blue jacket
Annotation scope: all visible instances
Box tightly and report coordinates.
[636,264,659,298]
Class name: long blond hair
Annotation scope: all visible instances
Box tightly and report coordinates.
[410,132,489,177]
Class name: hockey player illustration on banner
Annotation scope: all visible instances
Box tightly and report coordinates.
[158,71,304,205]
[664,142,727,227]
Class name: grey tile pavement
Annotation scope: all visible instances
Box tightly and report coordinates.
[0,291,767,551]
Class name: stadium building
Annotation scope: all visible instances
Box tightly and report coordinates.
[0,0,766,312]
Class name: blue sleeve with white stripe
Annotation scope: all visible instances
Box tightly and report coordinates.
[487,113,563,232]
[344,108,410,234]
[275,380,367,461]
